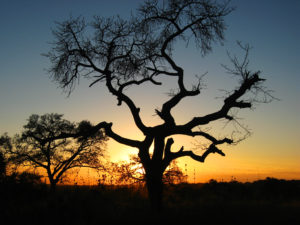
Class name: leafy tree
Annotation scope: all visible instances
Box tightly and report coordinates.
[112,155,185,185]
[6,113,107,191]
[163,160,186,185]
[45,0,275,210]
[112,155,145,185]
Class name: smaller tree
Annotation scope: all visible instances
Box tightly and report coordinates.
[163,160,185,185]
[113,155,185,185]
[6,113,107,191]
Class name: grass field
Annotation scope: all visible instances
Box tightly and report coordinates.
[1,178,300,225]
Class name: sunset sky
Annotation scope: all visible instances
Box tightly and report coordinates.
[0,0,299,183]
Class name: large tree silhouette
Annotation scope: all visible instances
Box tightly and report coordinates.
[5,114,106,191]
[45,0,274,210]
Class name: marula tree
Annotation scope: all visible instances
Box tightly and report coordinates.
[45,0,274,210]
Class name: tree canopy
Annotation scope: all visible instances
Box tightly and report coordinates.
[4,113,107,190]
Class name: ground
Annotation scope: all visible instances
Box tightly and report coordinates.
[1,178,300,225]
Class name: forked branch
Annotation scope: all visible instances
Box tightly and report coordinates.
[172,144,225,162]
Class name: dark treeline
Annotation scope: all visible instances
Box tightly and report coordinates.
[1,176,299,225]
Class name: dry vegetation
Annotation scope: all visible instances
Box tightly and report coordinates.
[1,176,299,225]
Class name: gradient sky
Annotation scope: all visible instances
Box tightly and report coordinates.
[0,0,299,182]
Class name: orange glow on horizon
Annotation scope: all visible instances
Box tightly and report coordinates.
[55,167,300,186]
[9,113,299,186]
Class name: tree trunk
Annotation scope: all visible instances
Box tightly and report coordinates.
[139,137,166,214]
[145,169,164,214]
[50,181,57,193]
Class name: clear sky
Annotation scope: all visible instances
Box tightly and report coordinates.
[0,0,299,182]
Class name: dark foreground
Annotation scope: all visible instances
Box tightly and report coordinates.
[1,178,300,225]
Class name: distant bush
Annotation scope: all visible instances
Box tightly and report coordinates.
[0,152,6,181]
[0,171,43,193]
[12,171,42,185]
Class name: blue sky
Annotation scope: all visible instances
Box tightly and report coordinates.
[0,0,299,181]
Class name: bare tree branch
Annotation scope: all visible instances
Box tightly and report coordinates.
[167,143,225,163]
